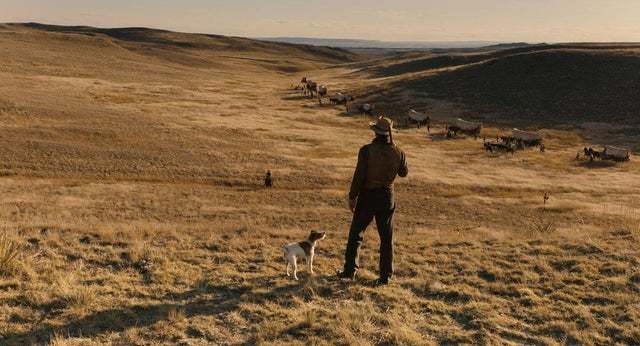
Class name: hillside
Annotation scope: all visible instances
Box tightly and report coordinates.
[259,37,499,49]
[0,23,357,183]
[1,23,357,77]
[351,44,640,147]
[1,24,639,345]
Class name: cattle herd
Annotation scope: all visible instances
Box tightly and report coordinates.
[298,77,362,110]
[292,77,632,163]
[448,119,482,139]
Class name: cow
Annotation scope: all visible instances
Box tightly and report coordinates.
[330,93,354,106]
[298,77,308,95]
[407,110,430,129]
[329,94,341,104]
[584,147,602,161]
[356,103,374,115]
[484,141,515,154]
[500,136,516,146]
[447,125,482,139]
[603,146,631,161]
[447,119,482,139]
[512,129,543,147]
[305,81,318,98]
[317,85,328,104]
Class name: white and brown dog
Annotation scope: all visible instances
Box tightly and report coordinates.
[283,230,326,280]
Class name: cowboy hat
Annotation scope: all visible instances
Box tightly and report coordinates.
[369,116,393,136]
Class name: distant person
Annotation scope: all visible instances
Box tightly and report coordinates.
[337,116,408,286]
[264,171,273,188]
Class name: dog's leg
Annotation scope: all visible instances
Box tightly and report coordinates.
[286,259,291,277]
[308,253,314,275]
[284,251,291,277]
[292,256,298,280]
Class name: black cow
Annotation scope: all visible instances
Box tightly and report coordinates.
[354,103,374,115]
[304,81,317,98]
[584,147,602,161]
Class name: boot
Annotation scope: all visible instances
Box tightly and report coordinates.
[336,270,356,280]
[374,277,390,286]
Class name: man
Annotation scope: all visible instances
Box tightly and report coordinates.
[337,116,408,285]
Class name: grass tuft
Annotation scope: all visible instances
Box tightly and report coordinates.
[528,213,557,234]
[0,232,22,276]
[55,280,96,310]
[167,307,187,324]
[301,308,317,328]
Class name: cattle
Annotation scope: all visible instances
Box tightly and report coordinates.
[329,94,341,104]
[298,77,308,95]
[317,85,328,104]
[512,129,543,147]
[330,93,354,106]
[484,141,515,154]
[497,130,543,152]
[584,146,631,162]
[407,110,430,129]
[447,119,482,138]
[584,147,602,161]
[304,81,317,98]
[603,146,631,161]
[357,103,374,115]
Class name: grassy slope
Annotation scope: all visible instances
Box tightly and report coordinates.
[350,44,640,148]
[0,24,639,345]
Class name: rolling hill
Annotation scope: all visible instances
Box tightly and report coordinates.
[1,23,358,76]
[259,37,500,49]
[350,44,640,147]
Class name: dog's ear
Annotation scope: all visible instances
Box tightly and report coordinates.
[311,230,326,240]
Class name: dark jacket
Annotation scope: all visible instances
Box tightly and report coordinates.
[349,136,408,200]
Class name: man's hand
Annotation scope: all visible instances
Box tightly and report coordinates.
[348,198,357,213]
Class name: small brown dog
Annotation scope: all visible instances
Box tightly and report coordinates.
[283,230,326,280]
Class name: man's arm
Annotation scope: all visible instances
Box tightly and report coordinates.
[398,150,408,178]
[349,146,369,201]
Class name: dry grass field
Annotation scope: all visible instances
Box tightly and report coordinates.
[1,24,639,345]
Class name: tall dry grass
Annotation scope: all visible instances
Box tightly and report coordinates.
[0,231,21,276]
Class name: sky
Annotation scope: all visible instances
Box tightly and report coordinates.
[3,0,640,42]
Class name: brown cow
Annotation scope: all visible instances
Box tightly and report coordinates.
[317,85,328,104]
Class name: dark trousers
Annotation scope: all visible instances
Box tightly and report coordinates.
[343,188,395,279]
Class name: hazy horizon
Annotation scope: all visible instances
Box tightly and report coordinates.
[3,1,640,43]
